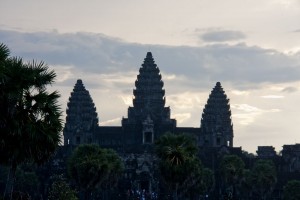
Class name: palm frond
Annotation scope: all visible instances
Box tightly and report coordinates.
[0,43,10,61]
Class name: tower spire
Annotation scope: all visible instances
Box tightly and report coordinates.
[200,82,233,147]
[129,52,167,122]
[63,79,98,145]
[122,52,176,145]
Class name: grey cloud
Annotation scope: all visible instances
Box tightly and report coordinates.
[0,30,144,74]
[151,43,300,90]
[294,29,300,32]
[1,29,300,93]
[200,30,246,42]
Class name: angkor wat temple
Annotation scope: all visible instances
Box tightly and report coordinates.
[63,52,234,152]
[60,52,300,199]
[60,52,247,199]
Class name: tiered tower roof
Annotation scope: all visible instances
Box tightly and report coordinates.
[127,52,170,123]
[63,79,98,145]
[200,82,233,147]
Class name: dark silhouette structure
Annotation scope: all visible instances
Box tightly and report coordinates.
[47,52,300,199]
[199,82,233,147]
[121,52,176,147]
[63,79,98,146]
[63,52,234,152]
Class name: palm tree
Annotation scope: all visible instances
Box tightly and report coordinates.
[0,43,63,199]
[155,132,198,200]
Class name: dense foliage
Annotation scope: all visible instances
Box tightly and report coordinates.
[283,180,300,200]
[219,154,245,199]
[251,159,277,200]
[155,133,213,200]
[48,176,78,200]
[68,144,123,200]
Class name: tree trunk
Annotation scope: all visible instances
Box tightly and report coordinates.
[3,162,17,200]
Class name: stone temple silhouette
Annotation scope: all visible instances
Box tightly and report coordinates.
[63,52,234,152]
[200,82,233,147]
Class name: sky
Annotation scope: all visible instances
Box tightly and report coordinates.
[1,0,300,153]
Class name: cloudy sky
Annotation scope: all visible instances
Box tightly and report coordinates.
[1,0,300,153]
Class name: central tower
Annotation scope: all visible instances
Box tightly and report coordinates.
[122,52,176,146]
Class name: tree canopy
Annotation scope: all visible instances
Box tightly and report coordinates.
[283,180,300,200]
[219,154,245,199]
[251,159,277,200]
[48,175,78,200]
[155,132,210,200]
[68,144,123,200]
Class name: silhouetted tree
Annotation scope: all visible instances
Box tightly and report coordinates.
[14,165,39,199]
[239,169,252,200]
[219,154,245,200]
[0,43,62,199]
[182,165,214,199]
[155,133,201,200]
[251,159,277,200]
[48,176,78,200]
[68,144,123,200]
[283,180,300,200]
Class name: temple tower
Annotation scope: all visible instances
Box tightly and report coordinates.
[200,82,233,147]
[122,52,176,145]
[63,79,98,145]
